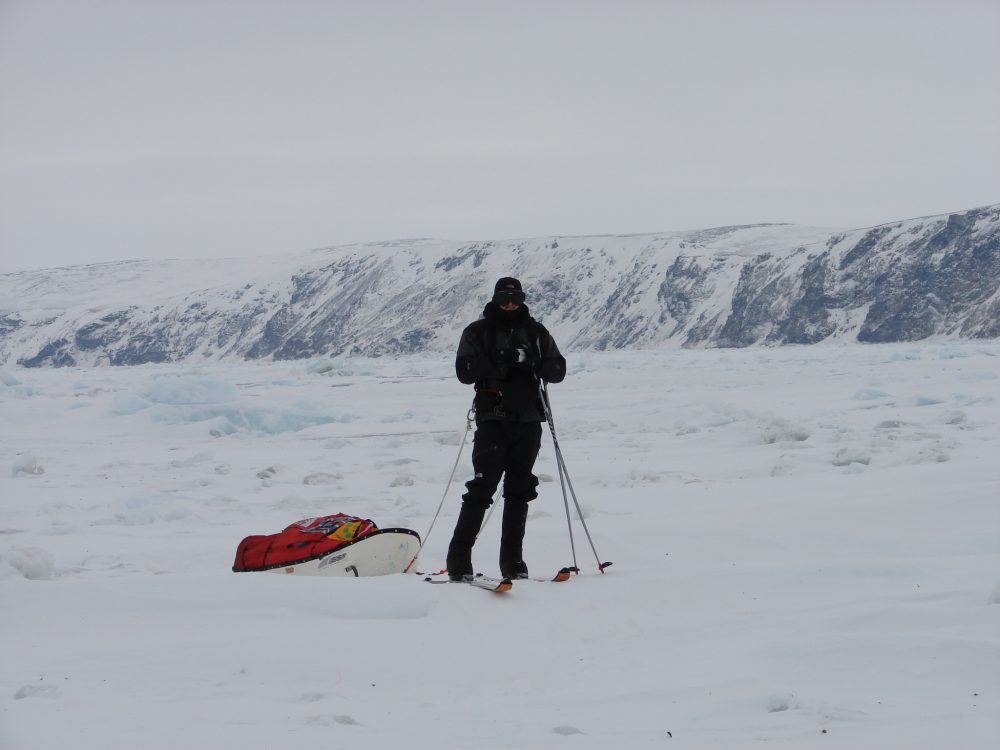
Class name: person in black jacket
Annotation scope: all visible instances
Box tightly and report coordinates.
[448,277,566,580]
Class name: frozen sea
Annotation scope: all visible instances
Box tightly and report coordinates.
[2,343,998,749]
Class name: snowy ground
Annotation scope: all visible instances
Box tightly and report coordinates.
[2,343,998,749]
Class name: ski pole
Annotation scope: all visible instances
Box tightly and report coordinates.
[539,381,611,574]
[540,382,579,570]
[405,402,475,573]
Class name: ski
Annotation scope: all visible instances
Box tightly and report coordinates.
[524,563,609,581]
[420,566,576,584]
[464,575,513,593]
[424,573,512,593]
[514,566,579,582]
[545,566,576,582]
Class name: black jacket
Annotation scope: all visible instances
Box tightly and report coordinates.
[455,303,566,422]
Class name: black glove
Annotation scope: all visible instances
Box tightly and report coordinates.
[493,348,526,366]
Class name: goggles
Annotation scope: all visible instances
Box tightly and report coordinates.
[493,289,525,306]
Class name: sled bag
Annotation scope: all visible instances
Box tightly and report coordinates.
[233,513,379,572]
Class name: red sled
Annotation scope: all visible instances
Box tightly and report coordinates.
[232,513,420,577]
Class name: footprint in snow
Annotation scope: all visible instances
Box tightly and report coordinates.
[761,419,811,444]
[553,725,583,735]
[376,457,419,469]
[15,685,62,700]
[938,410,968,426]
[303,472,342,485]
[306,714,360,726]
[169,451,214,468]
[11,456,45,476]
[831,448,871,467]
[389,473,415,487]
[765,692,798,713]
[874,420,907,430]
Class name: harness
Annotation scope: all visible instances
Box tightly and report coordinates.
[474,320,545,420]
[474,387,508,418]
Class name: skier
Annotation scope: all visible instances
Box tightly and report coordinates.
[447,277,566,580]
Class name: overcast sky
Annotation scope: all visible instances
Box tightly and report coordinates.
[1,0,998,272]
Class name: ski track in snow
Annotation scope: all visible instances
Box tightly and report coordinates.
[1,343,999,749]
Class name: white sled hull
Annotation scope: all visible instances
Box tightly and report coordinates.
[270,530,420,577]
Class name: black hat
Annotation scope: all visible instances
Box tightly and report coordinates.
[494,277,522,294]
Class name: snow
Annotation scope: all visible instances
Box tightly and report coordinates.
[2,343,999,749]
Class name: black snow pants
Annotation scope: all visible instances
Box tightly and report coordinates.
[462,420,543,509]
[447,420,543,579]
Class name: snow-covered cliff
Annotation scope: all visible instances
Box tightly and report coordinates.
[2,205,997,367]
